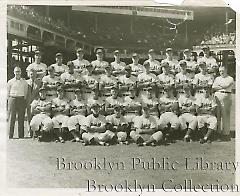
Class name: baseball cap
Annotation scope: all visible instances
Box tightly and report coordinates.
[76,48,84,53]
[183,49,190,53]
[148,49,155,54]
[143,61,150,67]
[198,61,206,67]
[95,48,104,54]
[55,53,63,57]
[67,61,74,67]
[132,53,139,58]
[34,50,41,55]
[57,86,64,92]
[91,102,100,108]
[202,46,210,50]
[39,87,46,92]
[113,50,120,54]
[166,48,173,52]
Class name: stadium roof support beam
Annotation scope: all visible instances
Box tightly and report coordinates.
[72,6,193,20]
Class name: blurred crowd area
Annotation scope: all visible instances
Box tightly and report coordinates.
[8,5,236,49]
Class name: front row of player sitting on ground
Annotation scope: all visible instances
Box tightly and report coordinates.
[30,83,217,146]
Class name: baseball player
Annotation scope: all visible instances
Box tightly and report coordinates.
[50,53,68,78]
[131,105,163,146]
[72,48,90,75]
[141,87,159,118]
[106,105,129,144]
[91,48,108,76]
[161,48,179,75]
[123,85,141,129]
[183,49,198,74]
[99,64,118,98]
[87,86,105,116]
[105,86,123,116]
[30,87,53,141]
[111,50,126,76]
[178,85,198,142]
[175,60,192,98]
[195,87,218,144]
[68,89,87,142]
[82,103,115,146]
[61,61,81,101]
[158,86,180,142]
[157,62,175,98]
[26,50,47,80]
[128,53,144,77]
[144,49,161,75]
[137,61,157,99]
[51,86,70,143]
[42,66,62,101]
[193,61,214,100]
[81,63,100,100]
[197,46,218,76]
[118,65,138,97]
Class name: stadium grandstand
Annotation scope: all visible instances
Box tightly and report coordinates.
[7,5,236,80]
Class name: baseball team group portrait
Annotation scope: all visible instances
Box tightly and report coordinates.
[6,2,237,190]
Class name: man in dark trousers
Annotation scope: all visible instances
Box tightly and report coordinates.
[7,66,28,139]
[26,69,42,137]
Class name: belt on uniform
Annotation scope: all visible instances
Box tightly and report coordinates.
[218,90,231,94]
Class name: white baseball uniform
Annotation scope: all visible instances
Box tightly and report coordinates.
[131,115,162,142]
[99,75,118,97]
[51,97,70,129]
[111,61,126,76]
[91,60,108,75]
[30,98,53,132]
[129,63,144,77]
[105,96,123,116]
[26,62,47,80]
[196,95,218,130]
[50,63,69,78]
[72,58,90,75]
[42,75,62,101]
[118,75,137,97]
[138,72,157,98]
[178,95,198,130]
[106,114,128,141]
[144,59,161,75]
[123,96,141,123]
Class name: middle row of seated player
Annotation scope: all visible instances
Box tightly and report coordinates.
[40,60,214,101]
[30,84,217,145]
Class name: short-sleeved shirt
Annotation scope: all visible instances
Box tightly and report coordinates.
[7,78,28,98]
[91,60,108,75]
[157,73,175,85]
[144,59,161,75]
[193,73,214,86]
[161,58,179,73]
[129,63,144,76]
[31,98,51,115]
[82,75,99,93]
[212,75,234,93]
[123,96,141,114]
[179,95,196,113]
[111,61,126,76]
[42,75,62,95]
[141,97,159,116]
[159,96,178,113]
[175,72,192,84]
[52,97,70,116]
[84,114,106,128]
[72,59,90,75]
[138,73,157,84]
[118,75,137,95]
[26,62,47,79]
[106,114,128,126]
[99,75,118,96]
[195,96,217,115]
[133,115,158,130]
[50,63,69,77]
[69,99,87,116]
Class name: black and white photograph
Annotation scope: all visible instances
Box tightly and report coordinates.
[5,0,238,194]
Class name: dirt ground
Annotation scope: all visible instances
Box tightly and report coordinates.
[6,95,236,189]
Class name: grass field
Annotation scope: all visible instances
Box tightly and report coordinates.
[6,95,236,189]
